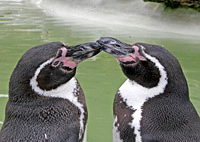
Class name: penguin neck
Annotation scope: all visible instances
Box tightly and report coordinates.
[121,61,161,88]
[119,53,168,107]
[31,76,78,99]
[9,58,77,103]
[118,53,168,142]
[30,58,78,100]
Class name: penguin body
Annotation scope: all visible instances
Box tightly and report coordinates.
[0,42,101,142]
[98,37,200,142]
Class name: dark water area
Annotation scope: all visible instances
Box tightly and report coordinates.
[0,0,200,141]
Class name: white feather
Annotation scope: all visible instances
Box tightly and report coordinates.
[83,124,87,142]
[118,51,168,142]
[44,134,48,140]
[113,116,123,142]
[0,94,8,97]
[30,58,85,140]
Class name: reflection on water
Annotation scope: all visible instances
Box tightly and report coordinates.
[0,0,200,142]
[34,0,200,36]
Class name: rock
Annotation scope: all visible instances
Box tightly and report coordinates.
[144,0,200,10]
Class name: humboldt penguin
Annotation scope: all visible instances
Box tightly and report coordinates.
[97,37,200,142]
[0,42,101,142]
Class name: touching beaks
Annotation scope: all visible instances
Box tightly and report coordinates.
[97,37,146,65]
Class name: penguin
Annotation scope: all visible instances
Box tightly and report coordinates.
[97,37,200,142]
[0,41,101,142]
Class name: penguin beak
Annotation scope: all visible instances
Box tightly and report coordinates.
[52,42,101,69]
[97,37,146,64]
[69,42,101,61]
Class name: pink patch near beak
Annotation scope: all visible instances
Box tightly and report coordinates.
[116,56,136,62]
[115,45,146,63]
[52,47,79,69]
[132,45,146,61]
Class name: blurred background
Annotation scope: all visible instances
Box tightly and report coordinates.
[0,0,200,141]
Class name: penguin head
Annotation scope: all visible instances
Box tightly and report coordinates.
[37,42,101,90]
[9,42,101,101]
[97,37,173,88]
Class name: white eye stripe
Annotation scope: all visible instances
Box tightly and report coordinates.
[118,50,168,142]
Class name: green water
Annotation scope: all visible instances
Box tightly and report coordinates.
[0,1,200,142]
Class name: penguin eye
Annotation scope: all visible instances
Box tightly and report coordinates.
[115,44,121,47]
[129,48,135,53]
[52,61,60,67]
[57,50,62,58]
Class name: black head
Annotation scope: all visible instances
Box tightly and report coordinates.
[97,37,187,89]
[9,42,101,102]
